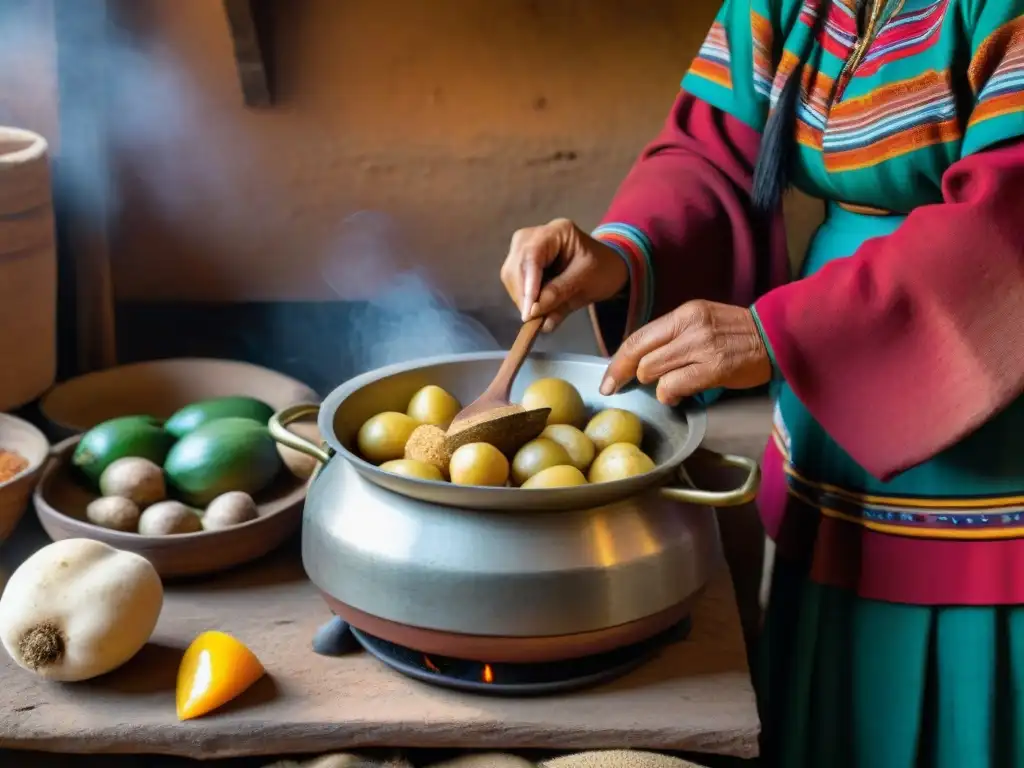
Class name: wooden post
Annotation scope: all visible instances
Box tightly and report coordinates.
[53,0,118,374]
[222,0,274,108]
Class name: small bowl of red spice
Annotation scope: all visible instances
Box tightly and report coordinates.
[0,413,49,540]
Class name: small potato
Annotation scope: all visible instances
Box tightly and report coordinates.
[98,457,166,508]
[86,496,141,532]
[449,443,509,487]
[138,500,202,536]
[357,412,419,464]
[540,424,596,472]
[380,458,444,481]
[511,438,572,486]
[521,465,588,489]
[406,385,461,429]
[588,442,656,484]
[584,408,644,453]
[521,378,587,427]
[202,491,259,531]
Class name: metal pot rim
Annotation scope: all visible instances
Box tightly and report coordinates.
[270,351,759,510]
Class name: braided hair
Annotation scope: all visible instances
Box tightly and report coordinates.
[752,0,871,213]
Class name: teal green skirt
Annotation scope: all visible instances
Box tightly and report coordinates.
[757,557,1024,768]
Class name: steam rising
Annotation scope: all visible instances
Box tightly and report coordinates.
[0,7,505,376]
[322,211,500,375]
[1,6,181,223]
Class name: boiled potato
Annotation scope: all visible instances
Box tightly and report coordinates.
[406,385,461,428]
[595,442,642,459]
[449,443,509,487]
[522,465,588,489]
[521,378,587,427]
[584,408,644,453]
[511,438,572,486]
[357,411,419,464]
[539,424,596,472]
[588,442,656,484]
[380,458,444,481]
[137,501,202,535]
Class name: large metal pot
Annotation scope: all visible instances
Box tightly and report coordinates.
[270,352,760,662]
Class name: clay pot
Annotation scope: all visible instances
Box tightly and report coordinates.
[0,412,49,542]
[0,127,56,411]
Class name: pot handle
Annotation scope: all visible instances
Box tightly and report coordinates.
[658,450,760,508]
[268,403,332,465]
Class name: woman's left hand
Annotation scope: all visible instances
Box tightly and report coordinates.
[600,300,772,405]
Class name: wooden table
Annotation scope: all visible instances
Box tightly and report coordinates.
[0,398,772,762]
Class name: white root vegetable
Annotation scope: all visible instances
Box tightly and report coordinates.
[98,457,166,508]
[0,538,163,681]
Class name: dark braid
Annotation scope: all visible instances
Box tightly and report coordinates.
[752,0,851,213]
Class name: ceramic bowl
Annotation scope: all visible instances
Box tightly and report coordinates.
[34,436,306,578]
[0,413,50,541]
[38,357,319,439]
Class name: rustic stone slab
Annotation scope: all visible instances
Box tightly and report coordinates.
[0,399,770,761]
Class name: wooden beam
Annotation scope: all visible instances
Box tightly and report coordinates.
[222,0,274,108]
[53,0,118,374]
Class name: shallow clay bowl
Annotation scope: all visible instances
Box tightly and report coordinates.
[39,357,319,439]
[33,436,306,578]
[0,413,49,541]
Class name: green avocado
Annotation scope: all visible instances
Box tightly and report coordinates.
[72,415,176,486]
[164,396,275,439]
[163,417,282,507]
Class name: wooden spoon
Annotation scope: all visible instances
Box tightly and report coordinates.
[446,316,551,456]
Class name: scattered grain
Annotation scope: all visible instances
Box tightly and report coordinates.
[403,424,452,476]
[0,449,29,484]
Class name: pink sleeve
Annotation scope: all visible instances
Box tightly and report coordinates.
[589,90,790,355]
[753,139,1024,481]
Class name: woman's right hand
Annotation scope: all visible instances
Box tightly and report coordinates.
[500,218,629,332]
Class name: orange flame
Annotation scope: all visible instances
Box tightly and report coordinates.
[423,656,440,673]
[482,664,494,684]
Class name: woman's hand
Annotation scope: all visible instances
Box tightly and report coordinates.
[501,218,629,332]
[600,300,772,404]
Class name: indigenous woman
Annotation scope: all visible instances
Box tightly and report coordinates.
[500,1,1024,765]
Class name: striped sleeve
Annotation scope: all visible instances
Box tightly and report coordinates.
[753,138,1024,481]
[587,1,789,353]
[588,92,790,357]
[962,4,1024,156]
[590,222,656,341]
[680,0,776,134]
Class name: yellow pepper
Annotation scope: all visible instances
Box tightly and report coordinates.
[176,630,265,721]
